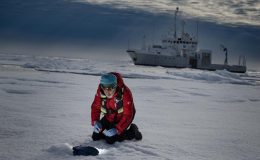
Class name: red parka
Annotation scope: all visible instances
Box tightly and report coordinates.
[91,72,135,134]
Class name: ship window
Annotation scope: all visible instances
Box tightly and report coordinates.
[177,41,179,44]
[153,45,162,48]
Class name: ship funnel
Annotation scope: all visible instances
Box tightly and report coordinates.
[220,44,228,65]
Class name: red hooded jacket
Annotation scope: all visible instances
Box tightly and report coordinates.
[91,72,135,134]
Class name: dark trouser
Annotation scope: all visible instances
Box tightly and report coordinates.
[92,117,135,144]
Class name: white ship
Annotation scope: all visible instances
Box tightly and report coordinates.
[127,7,247,73]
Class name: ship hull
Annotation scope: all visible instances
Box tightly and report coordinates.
[197,64,246,73]
[127,49,246,73]
[127,49,189,68]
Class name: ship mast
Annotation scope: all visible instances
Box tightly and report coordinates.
[174,7,179,38]
[181,20,185,38]
[196,20,199,42]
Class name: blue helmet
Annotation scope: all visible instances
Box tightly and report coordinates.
[100,73,117,88]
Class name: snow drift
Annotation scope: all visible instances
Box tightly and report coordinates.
[0,52,260,160]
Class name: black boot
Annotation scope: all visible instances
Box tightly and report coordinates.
[127,124,142,140]
[92,132,104,141]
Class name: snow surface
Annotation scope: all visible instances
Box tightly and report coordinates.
[0,52,260,160]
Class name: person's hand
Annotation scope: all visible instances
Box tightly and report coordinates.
[93,121,102,133]
[103,128,117,137]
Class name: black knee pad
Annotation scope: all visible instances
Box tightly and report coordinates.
[105,136,117,144]
[117,134,126,142]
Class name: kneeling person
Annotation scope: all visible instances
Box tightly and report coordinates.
[91,72,142,144]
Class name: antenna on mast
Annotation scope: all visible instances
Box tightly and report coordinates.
[174,7,179,38]
[181,20,186,38]
[196,20,199,42]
